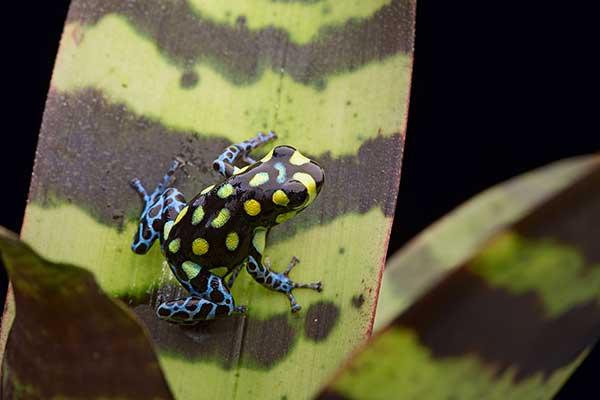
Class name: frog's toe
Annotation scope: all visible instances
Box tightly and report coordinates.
[285,291,304,313]
[292,280,322,292]
[130,178,148,198]
[275,275,323,313]
[235,305,248,314]
[283,256,300,276]
[291,303,302,313]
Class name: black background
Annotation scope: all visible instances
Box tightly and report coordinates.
[0,1,598,397]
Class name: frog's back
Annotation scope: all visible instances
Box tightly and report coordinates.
[164,183,254,272]
[164,144,324,273]
[130,132,326,323]
[164,158,279,272]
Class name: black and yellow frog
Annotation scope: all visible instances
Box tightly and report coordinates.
[130,131,324,324]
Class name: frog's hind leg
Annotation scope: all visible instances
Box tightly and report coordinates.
[157,296,247,324]
[212,131,277,177]
[130,159,187,254]
[157,267,246,324]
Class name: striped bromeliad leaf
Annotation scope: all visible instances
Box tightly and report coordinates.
[0,1,415,399]
[318,158,600,399]
[0,227,174,399]
[375,155,600,330]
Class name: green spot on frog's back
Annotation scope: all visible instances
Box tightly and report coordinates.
[168,238,181,253]
[249,172,270,187]
[211,208,231,229]
[181,261,201,280]
[217,184,234,198]
[192,206,205,225]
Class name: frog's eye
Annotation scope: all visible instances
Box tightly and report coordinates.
[283,180,308,208]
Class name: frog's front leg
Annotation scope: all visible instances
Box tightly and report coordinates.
[246,229,322,312]
[157,266,246,324]
[212,131,277,177]
[130,159,187,254]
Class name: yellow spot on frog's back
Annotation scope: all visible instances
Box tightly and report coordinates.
[163,220,175,239]
[191,206,205,225]
[168,238,181,253]
[272,189,289,206]
[217,184,234,198]
[211,208,231,228]
[249,172,270,187]
[192,238,209,255]
[174,206,189,225]
[293,172,317,205]
[182,261,201,280]
[276,210,297,224]
[260,149,274,163]
[225,232,239,251]
[289,151,311,166]
[244,199,261,216]
[233,165,250,175]
[252,227,267,254]
[201,185,215,195]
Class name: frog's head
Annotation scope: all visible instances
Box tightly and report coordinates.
[259,145,324,224]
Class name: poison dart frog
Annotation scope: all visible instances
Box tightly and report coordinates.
[130,131,325,324]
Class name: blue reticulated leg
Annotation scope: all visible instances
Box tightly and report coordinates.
[246,249,322,313]
[212,131,277,177]
[157,266,246,324]
[130,159,187,254]
[156,296,247,324]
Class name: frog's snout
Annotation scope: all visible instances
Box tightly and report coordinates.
[273,146,324,187]
[309,159,325,195]
[295,150,324,197]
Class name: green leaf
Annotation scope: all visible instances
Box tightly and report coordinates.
[187,0,392,44]
[0,227,173,399]
[375,155,599,330]
[2,1,416,399]
[319,160,600,399]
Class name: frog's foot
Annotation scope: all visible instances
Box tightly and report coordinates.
[213,131,277,177]
[157,296,245,324]
[277,257,323,292]
[278,257,323,313]
[248,256,323,313]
